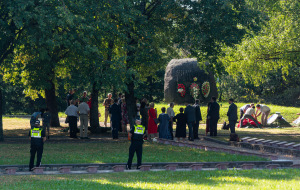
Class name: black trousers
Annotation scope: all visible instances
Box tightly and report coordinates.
[240,110,244,119]
[209,119,218,136]
[29,144,43,170]
[229,120,237,133]
[193,121,200,139]
[112,120,120,139]
[69,116,78,138]
[187,122,194,140]
[127,140,143,169]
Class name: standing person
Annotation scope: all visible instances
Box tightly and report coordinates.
[158,107,171,139]
[167,102,175,140]
[206,101,212,136]
[207,96,220,136]
[256,104,271,127]
[193,99,202,139]
[109,98,122,139]
[239,104,253,119]
[173,107,187,141]
[126,119,146,170]
[140,101,149,133]
[65,100,79,138]
[66,89,74,107]
[117,93,123,105]
[42,108,51,139]
[78,100,90,139]
[136,99,141,120]
[184,104,196,141]
[227,98,238,133]
[121,98,129,133]
[148,102,158,140]
[103,93,114,127]
[30,110,43,129]
[239,106,261,128]
[79,91,89,103]
[29,120,46,171]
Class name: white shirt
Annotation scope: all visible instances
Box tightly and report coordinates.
[65,105,78,117]
[240,104,250,111]
[245,108,255,116]
[167,107,175,117]
[78,102,90,115]
[260,105,270,113]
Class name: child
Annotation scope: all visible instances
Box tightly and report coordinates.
[29,120,46,171]
[126,119,146,170]
[173,108,187,141]
[42,108,51,139]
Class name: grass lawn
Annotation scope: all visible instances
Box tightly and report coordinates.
[0,141,268,165]
[1,169,300,189]
[57,102,300,124]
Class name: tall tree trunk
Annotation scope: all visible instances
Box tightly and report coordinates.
[45,80,60,127]
[90,82,100,129]
[0,79,3,141]
[125,80,136,126]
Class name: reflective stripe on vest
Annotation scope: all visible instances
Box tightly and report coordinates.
[134,125,145,135]
[31,128,42,138]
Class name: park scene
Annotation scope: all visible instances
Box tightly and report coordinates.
[1,0,300,189]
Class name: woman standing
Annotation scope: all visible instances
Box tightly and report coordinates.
[121,98,129,133]
[148,102,158,140]
[140,101,149,131]
[206,102,212,136]
[173,107,186,141]
[158,107,171,139]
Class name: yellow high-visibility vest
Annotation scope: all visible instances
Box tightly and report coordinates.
[31,128,42,138]
[134,125,145,135]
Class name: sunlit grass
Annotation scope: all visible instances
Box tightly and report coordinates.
[1,169,300,190]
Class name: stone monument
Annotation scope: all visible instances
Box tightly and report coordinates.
[164,58,218,104]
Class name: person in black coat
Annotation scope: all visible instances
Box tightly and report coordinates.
[173,107,187,141]
[184,104,196,141]
[227,98,238,133]
[193,99,202,139]
[109,99,122,139]
[207,96,220,136]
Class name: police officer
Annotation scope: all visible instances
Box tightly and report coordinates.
[29,120,46,171]
[126,119,146,170]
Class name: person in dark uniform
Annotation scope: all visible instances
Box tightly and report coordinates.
[227,98,238,133]
[207,96,220,136]
[184,104,196,141]
[126,119,146,170]
[29,120,46,171]
[109,98,122,139]
[193,99,202,139]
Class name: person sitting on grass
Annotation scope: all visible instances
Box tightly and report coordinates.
[29,120,46,171]
[173,107,187,142]
[126,119,146,170]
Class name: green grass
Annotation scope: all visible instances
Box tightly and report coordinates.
[59,102,300,124]
[1,169,300,189]
[0,141,267,165]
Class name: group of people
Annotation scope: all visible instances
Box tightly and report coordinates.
[238,103,271,128]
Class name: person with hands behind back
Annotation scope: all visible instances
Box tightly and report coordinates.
[126,119,146,170]
[29,120,46,171]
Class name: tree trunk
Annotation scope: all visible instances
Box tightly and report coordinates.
[125,80,136,126]
[0,81,3,141]
[90,82,100,129]
[45,80,60,127]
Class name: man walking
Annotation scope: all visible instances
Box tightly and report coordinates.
[227,99,238,133]
[78,100,90,139]
[207,97,220,136]
[109,98,122,139]
[184,103,196,141]
[103,93,113,127]
[193,99,202,139]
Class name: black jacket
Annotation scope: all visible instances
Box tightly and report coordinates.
[227,103,238,121]
[130,125,145,141]
[109,103,122,121]
[194,104,202,122]
[184,105,196,123]
[207,101,220,120]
